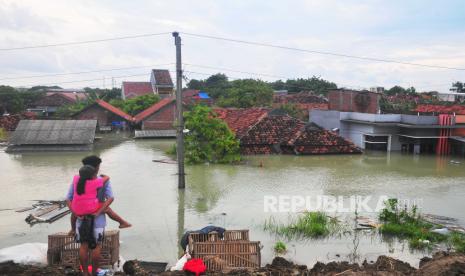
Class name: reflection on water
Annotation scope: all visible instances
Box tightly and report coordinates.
[0,136,464,267]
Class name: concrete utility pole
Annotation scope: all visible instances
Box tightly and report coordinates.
[173,32,185,189]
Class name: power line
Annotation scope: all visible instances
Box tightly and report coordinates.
[183,63,287,79]
[0,32,171,51]
[0,63,175,81]
[182,32,465,71]
[26,73,150,87]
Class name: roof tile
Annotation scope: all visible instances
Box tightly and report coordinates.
[122,82,153,99]
[133,97,175,122]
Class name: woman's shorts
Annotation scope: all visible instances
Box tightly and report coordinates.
[75,219,105,243]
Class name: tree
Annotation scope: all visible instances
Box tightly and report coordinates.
[218,79,273,108]
[273,103,302,119]
[110,94,160,116]
[84,87,122,101]
[270,77,337,95]
[0,85,23,114]
[186,79,206,90]
[183,105,241,164]
[450,82,464,93]
[55,101,88,118]
[203,73,230,98]
[0,85,49,114]
[385,85,406,96]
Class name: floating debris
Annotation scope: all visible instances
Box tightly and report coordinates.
[22,200,70,226]
[423,214,465,233]
[355,216,380,230]
[152,159,177,164]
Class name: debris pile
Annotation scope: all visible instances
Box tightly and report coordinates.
[0,113,35,131]
[16,200,70,226]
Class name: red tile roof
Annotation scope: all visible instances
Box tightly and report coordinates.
[239,115,361,155]
[241,115,304,145]
[214,108,269,138]
[182,89,200,98]
[122,82,153,99]
[152,69,173,87]
[95,100,134,121]
[415,104,465,115]
[133,97,175,123]
[35,92,88,106]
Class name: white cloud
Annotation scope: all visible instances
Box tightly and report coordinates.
[0,0,463,92]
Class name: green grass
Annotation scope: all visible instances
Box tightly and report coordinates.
[264,212,340,239]
[379,198,465,251]
[273,241,287,254]
[450,232,465,253]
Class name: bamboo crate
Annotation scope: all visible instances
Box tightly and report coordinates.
[47,230,119,268]
[191,241,261,271]
[188,230,249,251]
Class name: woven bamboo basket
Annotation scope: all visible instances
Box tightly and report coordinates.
[188,230,249,252]
[47,230,119,268]
[191,240,261,271]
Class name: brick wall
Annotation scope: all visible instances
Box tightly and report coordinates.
[74,105,110,126]
[74,105,126,126]
[142,102,175,130]
[328,90,379,113]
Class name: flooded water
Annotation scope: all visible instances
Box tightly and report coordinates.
[1,136,465,267]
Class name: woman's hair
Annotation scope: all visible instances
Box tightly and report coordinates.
[77,165,96,195]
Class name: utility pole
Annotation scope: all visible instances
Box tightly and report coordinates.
[173,32,185,189]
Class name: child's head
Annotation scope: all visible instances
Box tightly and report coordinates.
[77,165,97,195]
[82,155,102,174]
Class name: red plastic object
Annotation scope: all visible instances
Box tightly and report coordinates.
[183,258,207,276]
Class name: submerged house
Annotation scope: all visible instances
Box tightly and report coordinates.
[239,115,361,155]
[121,69,174,100]
[214,108,269,138]
[310,110,465,155]
[30,90,88,116]
[133,97,176,138]
[328,89,381,114]
[215,108,360,155]
[72,100,133,130]
[6,120,97,152]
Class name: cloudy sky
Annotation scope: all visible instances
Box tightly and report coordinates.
[1,0,464,92]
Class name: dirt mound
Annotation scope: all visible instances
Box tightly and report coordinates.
[415,251,465,275]
[0,261,79,276]
[2,252,465,275]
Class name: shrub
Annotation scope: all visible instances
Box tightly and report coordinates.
[274,241,287,254]
[264,212,339,239]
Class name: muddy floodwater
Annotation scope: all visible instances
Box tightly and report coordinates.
[1,136,465,267]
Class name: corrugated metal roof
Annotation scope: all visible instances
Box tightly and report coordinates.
[134,129,176,138]
[9,120,97,145]
[6,144,93,153]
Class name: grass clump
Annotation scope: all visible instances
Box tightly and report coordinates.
[273,241,287,254]
[264,211,339,239]
[450,232,465,253]
[379,198,453,250]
